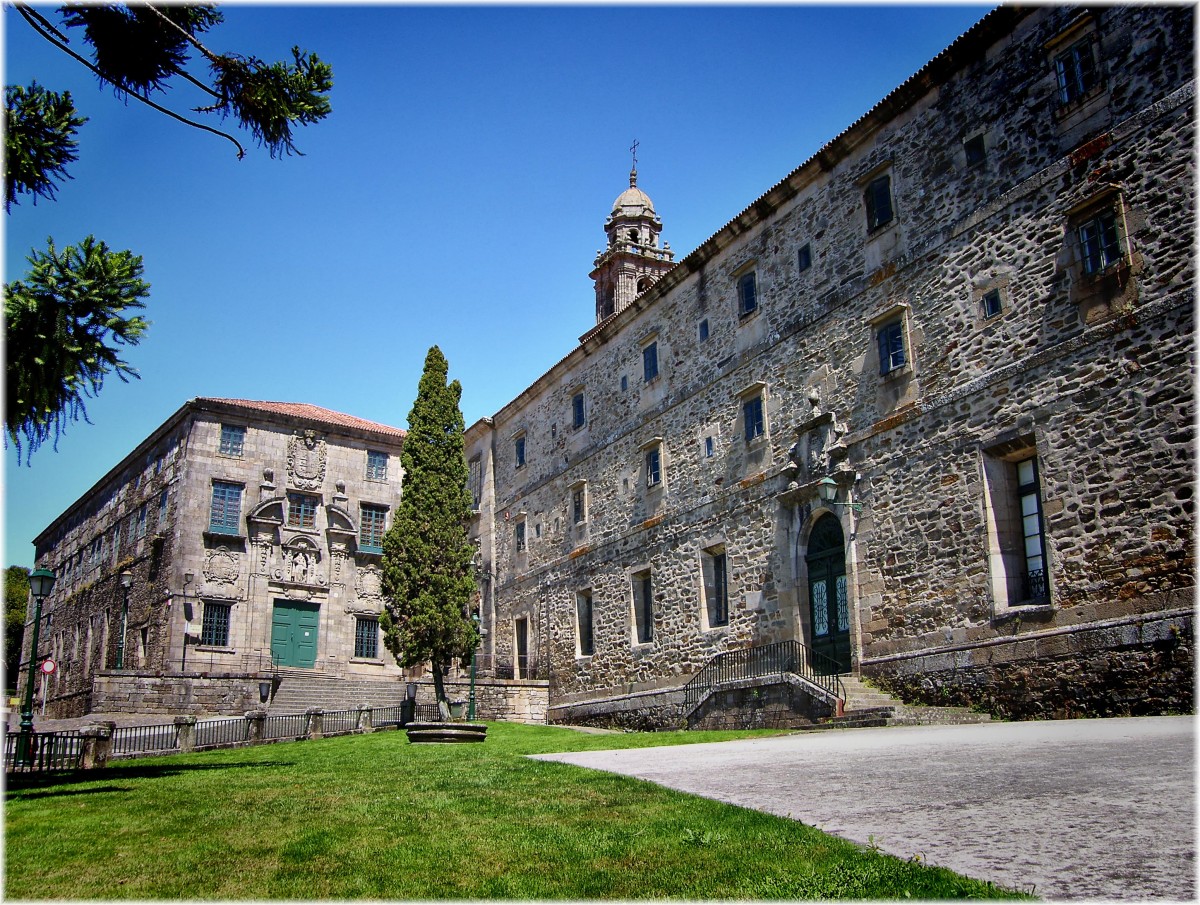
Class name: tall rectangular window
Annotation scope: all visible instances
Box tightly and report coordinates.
[514,434,526,469]
[287,493,318,530]
[737,271,758,317]
[209,481,243,535]
[1016,457,1048,601]
[572,391,586,429]
[572,486,586,525]
[360,504,387,553]
[366,450,389,482]
[136,503,148,538]
[219,424,245,457]
[643,341,659,383]
[157,488,169,527]
[1078,210,1122,276]
[354,616,379,659]
[743,395,765,442]
[981,441,1052,612]
[633,570,653,644]
[865,174,894,230]
[200,601,232,647]
[469,456,482,509]
[702,547,729,628]
[645,446,662,488]
[877,319,907,375]
[577,590,594,656]
[1055,37,1098,105]
[797,243,812,272]
[982,288,1003,319]
[515,520,526,553]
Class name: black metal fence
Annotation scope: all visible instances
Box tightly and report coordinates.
[682,640,846,714]
[4,730,85,773]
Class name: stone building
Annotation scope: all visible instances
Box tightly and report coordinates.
[465,5,1195,726]
[22,398,411,717]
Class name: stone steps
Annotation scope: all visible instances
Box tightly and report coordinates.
[266,672,410,715]
[808,676,992,730]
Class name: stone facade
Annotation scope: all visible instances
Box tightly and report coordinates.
[23,398,411,717]
[465,6,1195,725]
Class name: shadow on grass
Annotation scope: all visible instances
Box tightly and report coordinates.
[6,760,296,797]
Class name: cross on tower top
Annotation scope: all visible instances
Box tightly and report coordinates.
[629,139,639,186]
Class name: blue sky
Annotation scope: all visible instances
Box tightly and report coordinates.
[4,3,991,567]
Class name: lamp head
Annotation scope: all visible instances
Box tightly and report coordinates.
[817,475,839,503]
[119,570,133,590]
[28,568,56,600]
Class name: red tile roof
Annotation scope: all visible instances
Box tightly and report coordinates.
[196,398,406,439]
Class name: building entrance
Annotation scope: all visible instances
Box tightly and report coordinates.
[271,600,320,668]
[806,514,851,674]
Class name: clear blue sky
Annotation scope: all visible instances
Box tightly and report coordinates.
[4,3,991,568]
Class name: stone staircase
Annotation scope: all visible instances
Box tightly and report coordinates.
[807,675,992,731]
[265,671,411,715]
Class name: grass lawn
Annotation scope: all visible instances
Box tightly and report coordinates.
[5,722,1030,899]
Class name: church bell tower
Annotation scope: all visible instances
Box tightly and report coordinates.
[590,152,674,324]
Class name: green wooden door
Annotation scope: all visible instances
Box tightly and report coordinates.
[271,600,320,668]
[807,515,851,674]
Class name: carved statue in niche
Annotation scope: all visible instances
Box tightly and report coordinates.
[273,537,327,587]
[287,430,327,490]
[788,401,847,487]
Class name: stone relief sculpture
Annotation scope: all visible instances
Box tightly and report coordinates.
[202,546,241,598]
[287,430,327,490]
[273,536,327,587]
[355,564,383,602]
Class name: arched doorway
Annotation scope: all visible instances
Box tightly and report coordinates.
[806,514,850,674]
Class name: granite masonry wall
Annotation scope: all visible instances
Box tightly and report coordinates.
[465,6,1195,726]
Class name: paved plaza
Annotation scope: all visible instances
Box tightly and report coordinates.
[535,716,1195,900]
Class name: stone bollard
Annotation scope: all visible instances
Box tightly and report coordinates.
[79,721,115,770]
[174,715,197,753]
[357,704,373,733]
[305,708,324,740]
[244,710,267,744]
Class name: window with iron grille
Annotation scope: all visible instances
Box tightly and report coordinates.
[572,391,586,429]
[209,481,243,535]
[1078,210,1123,276]
[702,547,729,628]
[1055,37,1098,105]
[366,450,389,482]
[200,601,232,647]
[577,590,594,656]
[865,174,894,231]
[743,395,765,442]
[360,504,387,553]
[877,319,907,376]
[643,341,659,382]
[354,616,379,659]
[287,493,319,530]
[219,424,245,457]
[737,271,758,317]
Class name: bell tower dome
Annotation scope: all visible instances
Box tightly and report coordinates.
[589,160,675,324]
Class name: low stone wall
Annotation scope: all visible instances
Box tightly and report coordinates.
[548,687,685,731]
[687,680,833,731]
[865,611,1193,720]
[418,678,549,723]
[91,671,268,716]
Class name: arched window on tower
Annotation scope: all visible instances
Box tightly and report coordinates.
[637,277,654,294]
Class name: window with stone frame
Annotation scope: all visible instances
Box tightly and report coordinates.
[354,616,379,659]
[645,444,663,488]
[1076,208,1124,277]
[514,433,527,469]
[698,318,710,342]
[1054,34,1099,106]
[135,502,148,538]
[571,390,586,429]
[359,503,387,553]
[219,424,245,457]
[642,340,659,383]
[876,317,907,376]
[632,568,653,644]
[864,173,895,231]
[797,243,813,273]
[366,449,389,482]
[982,288,1004,320]
[742,393,765,443]
[287,492,319,530]
[200,601,232,647]
[737,270,758,318]
[576,589,594,657]
[571,482,587,525]
[515,518,526,554]
[701,546,729,628]
[209,481,243,535]
[981,438,1052,613]
[964,133,987,168]
[468,455,482,509]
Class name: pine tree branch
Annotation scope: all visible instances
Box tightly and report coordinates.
[15,4,246,159]
[142,3,223,100]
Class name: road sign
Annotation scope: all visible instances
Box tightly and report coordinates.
[39,658,56,675]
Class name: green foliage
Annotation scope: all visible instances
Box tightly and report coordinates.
[5,236,150,463]
[4,566,31,693]
[4,82,87,211]
[380,347,479,700]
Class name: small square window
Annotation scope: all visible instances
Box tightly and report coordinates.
[643,342,659,383]
[1055,37,1098,106]
[366,450,388,482]
[515,435,526,469]
[877,319,907,376]
[698,319,710,342]
[645,447,662,487]
[354,616,379,659]
[359,503,387,553]
[1077,210,1123,276]
[287,493,319,530]
[964,134,986,167]
[572,391,586,429]
[865,174,894,231]
[982,288,1003,319]
[200,602,232,647]
[737,271,758,317]
[797,243,812,273]
[743,395,765,442]
[219,424,245,457]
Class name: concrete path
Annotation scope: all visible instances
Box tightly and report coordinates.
[534,716,1195,901]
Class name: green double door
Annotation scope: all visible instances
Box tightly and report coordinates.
[271,600,320,668]
[807,515,851,675]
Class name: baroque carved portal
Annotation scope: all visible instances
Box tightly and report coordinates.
[274,537,327,588]
[287,430,327,490]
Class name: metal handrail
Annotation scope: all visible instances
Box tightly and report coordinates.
[681,640,846,713]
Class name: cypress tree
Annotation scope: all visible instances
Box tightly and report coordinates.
[380,346,479,719]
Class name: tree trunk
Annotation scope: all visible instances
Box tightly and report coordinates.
[432,662,450,721]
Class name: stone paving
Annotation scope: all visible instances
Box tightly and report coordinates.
[535,716,1196,901]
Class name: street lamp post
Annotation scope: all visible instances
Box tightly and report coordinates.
[115,570,132,669]
[467,614,482,722]
[17,568,57,764]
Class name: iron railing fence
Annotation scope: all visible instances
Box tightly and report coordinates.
[682,640,846,714]
[112,723,180,756]
[195,717,249,748]
[4,730,84,773]
[373,705,407,728]
[322,709,357,735]
[263,713,308,741]
[414,702,442,721]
